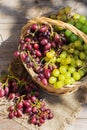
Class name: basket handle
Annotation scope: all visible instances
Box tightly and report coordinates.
[21,17,87,44]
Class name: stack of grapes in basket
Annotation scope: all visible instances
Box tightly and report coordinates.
[14,6,87,94]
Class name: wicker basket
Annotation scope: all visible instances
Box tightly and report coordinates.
[19,16,87,95]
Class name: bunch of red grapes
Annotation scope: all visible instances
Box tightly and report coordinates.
[0,75,53,126]
[14,23,67,86]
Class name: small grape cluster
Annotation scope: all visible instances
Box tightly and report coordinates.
[0,74,53,126]
[50,6,71,21]
[68,12,87,35]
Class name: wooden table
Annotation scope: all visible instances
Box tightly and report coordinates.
[0,0,87,130]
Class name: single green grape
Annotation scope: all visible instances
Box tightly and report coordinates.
[79,52,86,60]
[79,15,87,24]
[59,74,66,81]
[74,55,79,60]
[57,15,63,20]
[68,66,76,73]
[73,13,80,20]
[64,6,71,14]
[45,57,49,62]
[65,71,71,78]
[54,81,64,89]
[58,8,65,15]
[82,62,86,67]
[78,37,83,43]
[75,21,83,29]
[68,42,75,48]
[85,22,87,26]
[68,18,75,25]
[50,50,55,55]
[74,40,82,48]
[57,57,61,63]
[46,51,55,59]
[57,26,64,30]
[59,65,67,74]
[65,30,72,37]
[51,57,57,63]
[54,25,60,31]
[52,69,60,77]
[70,77,75,84]
[65,56,72,64]
[76,59,83,67]
[83,44,87,50]
[62,45,68,50]
[74,50,80,56]
[65,77,75,85]
[84,50,87,55]
[70,34,78,42]
[85,55,87,61]
[78,69,85,77]
[49,76,57,84]
[81,25,87,34]
[61,14,67,21]
[50,14,57,19]
[78,44,83,51]
[68,48,74,54]
[60,59,67,65]
[81,68,87,74]
[71,57,76,67]
[60,51,68,59]
[73,71,81,81]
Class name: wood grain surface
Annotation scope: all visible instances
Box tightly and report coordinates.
[0,0,87,130]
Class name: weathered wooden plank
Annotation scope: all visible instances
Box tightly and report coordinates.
[67,119,87,130]
[0,23,24,29]
[78,105,87,119]
[0,0,52,24]
[0,0,35,8]
[0,29,20,42]
[0,42,18,49]
[0,23,25,43]
[0,12,27,24]
[0,0,87,24]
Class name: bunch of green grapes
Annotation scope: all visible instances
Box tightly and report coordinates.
[64,29,83,43]
[66,13,87,35]
[50,6,87,40]
[48,7,87,89]
[50,6,71,21]
[72,13,87,34]
[48,40,87,89]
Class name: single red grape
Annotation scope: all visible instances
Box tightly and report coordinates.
[41,78,48,85]
[34,43,39,50]
[8,112,14,119]
[0,89,5,97]
[39,26,48,33]
[25,37,31,42]
[40,38,48,45]
[17,109,23,117]
[35,50,42,57]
